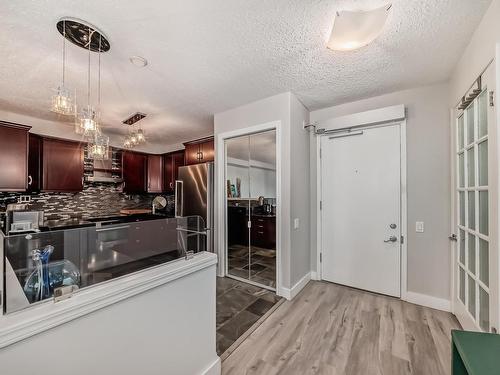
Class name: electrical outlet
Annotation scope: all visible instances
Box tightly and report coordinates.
[416,221,424,233]
[18,195,31,203]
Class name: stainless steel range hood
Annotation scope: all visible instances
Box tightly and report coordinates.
[85,155,123,183]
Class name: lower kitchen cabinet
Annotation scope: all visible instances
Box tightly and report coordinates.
[228,206,249,246]
[123,151,147,193]
[251,216,276,249]
[147,154,163,193]
[0,122,30,192]
[42,138,84,192]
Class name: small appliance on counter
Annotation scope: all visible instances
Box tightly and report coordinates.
[5,203,44,234]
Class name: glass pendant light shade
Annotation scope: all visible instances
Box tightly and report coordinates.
[88,132,109,160]
[51,86,75,115]
[136,128,146,143]
[123,137,132,148]
[77,104,98,137]
[50,19,76,115]
[327,4,391,51]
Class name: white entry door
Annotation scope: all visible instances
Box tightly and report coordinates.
[452,63,498,332]
[321,124,402,297]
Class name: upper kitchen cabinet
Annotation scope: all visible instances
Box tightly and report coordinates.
[123,151,147,193]
[42,138,84,192]
[0,122,31,191]
[184,137,214,165]
[28,134,42,192]
[147,154,163,193]
[164,150,185,193]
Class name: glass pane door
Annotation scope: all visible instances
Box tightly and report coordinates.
[455,88,491,332]
[248,130,277,289]
[225,130,277,290]
[226,135,251,281]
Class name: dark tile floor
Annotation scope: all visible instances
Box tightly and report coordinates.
[216,277,281,355]
[227,244,276,288]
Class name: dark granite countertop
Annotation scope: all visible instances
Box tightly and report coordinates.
[39,212,175,232]
[252,213,276,218]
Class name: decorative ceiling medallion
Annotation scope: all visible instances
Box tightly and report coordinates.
[56,18,110,53]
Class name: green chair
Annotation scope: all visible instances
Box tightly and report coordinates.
[452,330,500,374]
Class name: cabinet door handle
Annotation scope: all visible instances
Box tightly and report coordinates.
[170,182,173,188]
[28,175,33,186]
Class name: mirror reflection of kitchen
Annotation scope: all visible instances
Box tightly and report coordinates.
[225,130,276,290]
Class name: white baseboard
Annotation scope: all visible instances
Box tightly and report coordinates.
[310,271,320,281]
[279,272,311,300]
[404,291,451,312]
[201,357,221,375]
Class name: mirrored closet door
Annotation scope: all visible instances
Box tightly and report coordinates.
[225,130,277,290]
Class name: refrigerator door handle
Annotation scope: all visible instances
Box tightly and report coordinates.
[175,180,184,217]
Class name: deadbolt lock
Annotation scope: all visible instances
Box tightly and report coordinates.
[390,223,397,229]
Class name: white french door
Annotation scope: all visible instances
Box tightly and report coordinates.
[453,63,498,332]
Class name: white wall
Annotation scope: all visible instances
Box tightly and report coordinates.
[310,83,452,301]
[0,262,219,375]
[289,94,311,286]
[215,92,311,291]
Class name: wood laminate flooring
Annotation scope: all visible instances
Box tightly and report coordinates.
[222,281,460,375]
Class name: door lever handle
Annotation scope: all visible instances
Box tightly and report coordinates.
[384,236,398,243]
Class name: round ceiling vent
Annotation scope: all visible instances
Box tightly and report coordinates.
[56,18,110,52]
[129,56,148,67]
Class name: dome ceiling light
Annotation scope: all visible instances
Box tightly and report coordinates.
[327,4,392,51]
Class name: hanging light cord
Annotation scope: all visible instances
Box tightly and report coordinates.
[87,26,91,107]
[62,20,66,86]
[98,34,101,109]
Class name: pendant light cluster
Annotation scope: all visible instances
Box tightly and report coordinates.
[122,112,147,149]
[50,18,110,160]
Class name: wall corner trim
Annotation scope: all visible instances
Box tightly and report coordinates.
[201,357,221,375]
[310,271,320,281]
[279,272,311,300]
[404,291,451,312]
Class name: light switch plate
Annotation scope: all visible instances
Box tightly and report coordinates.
[294,218,300,229]
[416,221,424,233]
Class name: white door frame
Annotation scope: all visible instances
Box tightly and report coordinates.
[315,105,408,300]
[215,121,282,295]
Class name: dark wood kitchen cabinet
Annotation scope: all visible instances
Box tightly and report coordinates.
[184,137,214,165]
[0,122,30,191]
[147,154,163,193]
[164,150,185,193]
[28,134,42,192]
[122,151,147,193]
[227,206,248,246]
[250,215,276,249]
[42,138,84,192]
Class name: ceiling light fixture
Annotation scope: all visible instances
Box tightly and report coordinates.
[76,24,98,137]
[327,4,392,51]
[129,56,148,68]
[50,19,76,115]
[122,113,147,148]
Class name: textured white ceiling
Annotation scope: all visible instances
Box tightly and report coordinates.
[0,0,491,152]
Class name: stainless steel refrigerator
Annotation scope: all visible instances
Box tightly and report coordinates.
[175,162,214,252]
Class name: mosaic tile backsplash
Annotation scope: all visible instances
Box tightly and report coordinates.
[0,183,174,220]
